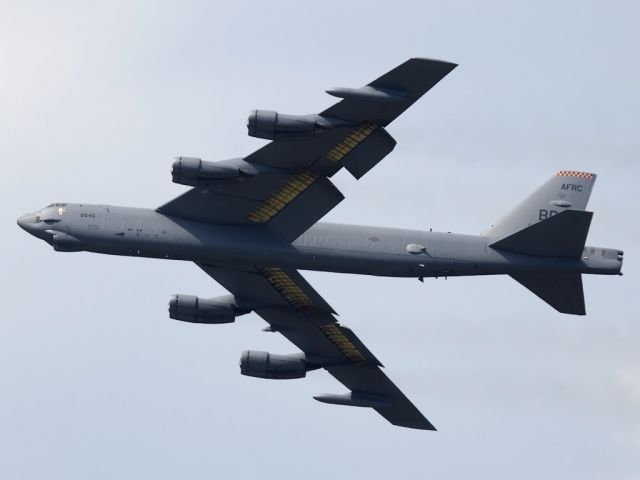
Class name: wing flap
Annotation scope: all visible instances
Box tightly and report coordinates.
[265,177,344,241]
[254,307,380,366]
[340,127,397,180]
[199,263,335,314]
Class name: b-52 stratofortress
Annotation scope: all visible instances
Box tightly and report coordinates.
[18,58,623,430]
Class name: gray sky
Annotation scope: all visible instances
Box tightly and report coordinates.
[1,1,638,478]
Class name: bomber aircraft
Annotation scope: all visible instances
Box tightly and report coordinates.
[18,58,623,430]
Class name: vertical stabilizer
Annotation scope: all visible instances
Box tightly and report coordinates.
[485,171,596,241]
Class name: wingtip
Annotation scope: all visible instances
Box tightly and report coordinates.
[386,412,437,431]
[396,420,437,431]
[421,422,438,431]
[410,57,458,69]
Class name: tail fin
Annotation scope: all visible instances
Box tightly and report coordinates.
[485,171,597,315]
[485,170,596,241]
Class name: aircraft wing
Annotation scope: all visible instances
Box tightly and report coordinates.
[158,58,456,242]
[198,263,435,430]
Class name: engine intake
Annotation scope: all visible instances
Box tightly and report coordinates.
[247,110,332,140]
[171,157,253,187]
[169,294,248,324]
[240,351,309,379]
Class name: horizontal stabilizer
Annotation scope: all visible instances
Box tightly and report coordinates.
[510,272,586,315]
[490,210,593,258]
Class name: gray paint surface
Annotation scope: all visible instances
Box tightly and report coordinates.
[3,1,638,478]
[16,56,623,429]
[16,204,621,279]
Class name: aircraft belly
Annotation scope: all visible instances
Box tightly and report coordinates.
[79,210,599,278]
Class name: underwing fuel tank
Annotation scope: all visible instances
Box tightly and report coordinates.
[168,294,249,324]
[313,392,392,408]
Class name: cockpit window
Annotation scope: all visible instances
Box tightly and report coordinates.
[40,205,65,223]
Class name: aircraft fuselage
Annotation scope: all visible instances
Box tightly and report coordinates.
[17,203,622,279]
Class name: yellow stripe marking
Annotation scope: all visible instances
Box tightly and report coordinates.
[319,323,367,365]
[325,122,377,162]
[258,267,314,309]
[248,170,319,224]
[258,267,368,365]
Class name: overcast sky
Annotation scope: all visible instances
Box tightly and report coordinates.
[1,1,639,479]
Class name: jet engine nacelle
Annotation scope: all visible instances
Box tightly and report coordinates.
[171,157,253,188]
[247,110,332,140]
[240,350,309,379]
[169,294,248,324]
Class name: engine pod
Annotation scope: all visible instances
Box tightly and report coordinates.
[169,294,248,324]
[247,110,333,141]
[240,351,308,379]
[171,157,254,187]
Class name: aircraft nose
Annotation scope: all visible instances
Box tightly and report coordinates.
[17,214,35,233]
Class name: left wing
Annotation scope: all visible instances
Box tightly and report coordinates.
[198,263,435,430]
[158,58,456,242]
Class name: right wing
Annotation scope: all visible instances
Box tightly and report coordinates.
[198,263,435,430]
[158,58,456,242]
